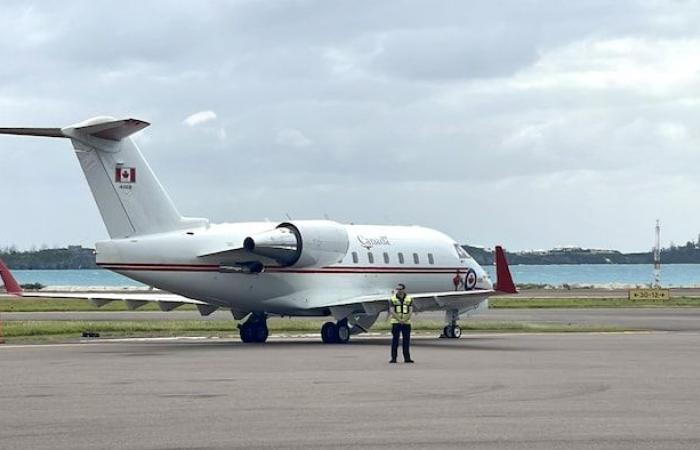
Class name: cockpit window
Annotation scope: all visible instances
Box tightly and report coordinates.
[454,244,471,259]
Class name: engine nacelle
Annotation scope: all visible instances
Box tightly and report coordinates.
[243,220,349,268]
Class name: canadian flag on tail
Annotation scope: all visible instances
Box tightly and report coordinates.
[115,167,136,183]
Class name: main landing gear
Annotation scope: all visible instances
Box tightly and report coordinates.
[321,319,350,344]
[238,313,269,343]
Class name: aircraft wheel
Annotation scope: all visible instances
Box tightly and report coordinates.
[253,323,269,343]
[335,322,350,344]
[239,323,255,343]
[451,325,462,338]
[321,322,337,344]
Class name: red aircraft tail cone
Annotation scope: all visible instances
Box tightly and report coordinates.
[494,246,517,294]
[0,259,22,296]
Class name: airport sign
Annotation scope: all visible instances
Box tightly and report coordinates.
[628,288,671,301]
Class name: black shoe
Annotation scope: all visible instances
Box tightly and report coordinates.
[389,360,397,363]
[405,360,414,363]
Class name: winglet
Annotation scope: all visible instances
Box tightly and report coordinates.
[494,246,517,294]
[0,259,22,296]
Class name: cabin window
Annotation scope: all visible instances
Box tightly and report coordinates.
[383,252,390,264]
[367,252,374,264]
[413,253,420,264]
[398,252,405,264]
[352,252,358,263]
[428,253,435,265]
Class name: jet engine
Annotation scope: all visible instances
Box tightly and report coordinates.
[243,220,349,268]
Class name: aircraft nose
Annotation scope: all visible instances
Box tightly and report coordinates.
[478,267,493,290]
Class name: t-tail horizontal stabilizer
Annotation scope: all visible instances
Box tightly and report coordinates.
[0,118,149,141]
[0,127,63,138]
[0,259,22,296]
[494,245,517,294]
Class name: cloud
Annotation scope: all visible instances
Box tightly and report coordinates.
[183,110,217,127]
[3,0,700,252]
[275,128,312,148]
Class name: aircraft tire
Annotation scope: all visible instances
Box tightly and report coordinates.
[335,322,350,344]
[253,323,269,343]
[451,325,462,338]
[321,322,337,344]
[240,323,255,343]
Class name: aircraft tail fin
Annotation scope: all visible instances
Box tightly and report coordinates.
[494,245,517,294]
[0,116,208,238]
[0,259,22,296]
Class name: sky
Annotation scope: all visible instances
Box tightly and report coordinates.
[1,0,700,252]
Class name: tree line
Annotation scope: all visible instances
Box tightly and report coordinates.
[3,242,700,269]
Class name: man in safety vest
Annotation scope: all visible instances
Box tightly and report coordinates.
[389,283,414,363]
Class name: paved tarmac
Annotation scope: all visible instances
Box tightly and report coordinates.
[503,287,700,298]
[2,331,700,449]
[476,308,700,332]
[6,308,700,332]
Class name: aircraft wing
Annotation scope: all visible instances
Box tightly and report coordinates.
[319,288,495,317]
[0,260,220,315]
[1,290,221,316]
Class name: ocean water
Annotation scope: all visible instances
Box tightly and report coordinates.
[13,270,145,288]
[482,264,700,288]
[9,264,700,288]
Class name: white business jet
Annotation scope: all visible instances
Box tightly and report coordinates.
[0,117,516,343]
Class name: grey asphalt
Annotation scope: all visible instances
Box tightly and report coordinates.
[502,287,700,298]
[2,332,700,449]
[475,308,700,332]
[7,308,700,332]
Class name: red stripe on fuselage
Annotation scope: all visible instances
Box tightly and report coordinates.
[97,262,468,274]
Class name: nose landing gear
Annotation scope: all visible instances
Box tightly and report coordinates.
[442,324,462,339]
[441,309,462,339]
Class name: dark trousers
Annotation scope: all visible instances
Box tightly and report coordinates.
[391,323,412,361]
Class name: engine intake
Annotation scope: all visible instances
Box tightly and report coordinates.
[244,220,349,268]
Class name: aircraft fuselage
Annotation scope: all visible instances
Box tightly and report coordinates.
[96,221,491,315]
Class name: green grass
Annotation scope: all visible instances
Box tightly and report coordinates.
[0,319,635,344]
[4,296,700,313]
[489,297,700,308]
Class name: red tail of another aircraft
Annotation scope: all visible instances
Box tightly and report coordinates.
[494,246,517,294]
[0,259,22,296]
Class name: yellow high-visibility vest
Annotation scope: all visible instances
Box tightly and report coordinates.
[390,295,413,324]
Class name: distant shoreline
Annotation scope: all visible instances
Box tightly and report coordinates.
[4,243,700,269]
